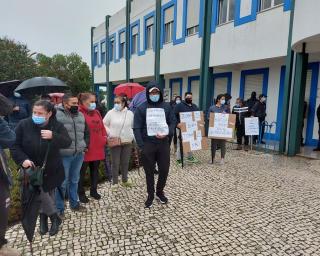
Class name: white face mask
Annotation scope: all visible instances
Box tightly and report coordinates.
[220,99,226,105]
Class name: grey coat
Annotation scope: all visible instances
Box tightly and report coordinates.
[56,106,90,156]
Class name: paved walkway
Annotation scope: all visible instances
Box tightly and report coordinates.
[6,149,320,255]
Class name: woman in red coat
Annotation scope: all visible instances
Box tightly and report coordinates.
[78,92,107,203]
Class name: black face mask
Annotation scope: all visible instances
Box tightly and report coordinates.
[69,106,79,114]
[185,98,192,104]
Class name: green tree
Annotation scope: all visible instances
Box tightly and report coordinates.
[37,53,91,95]
[0,37,38,81]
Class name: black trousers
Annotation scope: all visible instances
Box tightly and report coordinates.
[0,180,9,248]
[169,129,178,146]
[78,160,100,195]
[236,124,249,145]
[141,141,170,197]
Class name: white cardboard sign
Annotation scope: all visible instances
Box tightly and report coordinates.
[146,108,169,136]
[245,117,260,136]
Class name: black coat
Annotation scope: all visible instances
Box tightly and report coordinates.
[10,117,72,192]
[252,101,267,120]
[317,105,320,123]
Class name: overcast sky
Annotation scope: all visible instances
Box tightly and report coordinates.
[0,0,126,65]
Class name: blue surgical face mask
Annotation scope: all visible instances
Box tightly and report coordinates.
[221,100,226,105]
[150,94,160,103]
[32,115,46,125]
[88,102,96,111]
[114,103,122,111]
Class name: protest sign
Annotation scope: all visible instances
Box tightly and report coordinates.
[146,108,169,136]
[208,113,236,140]
[245,117,260,136]
[179,111,208,153]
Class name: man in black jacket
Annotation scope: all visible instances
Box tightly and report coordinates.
[0,94,21,256]
[314,104,320,151]
[252,94,267,144]
[133,82,176,208]
[232,98,250,150]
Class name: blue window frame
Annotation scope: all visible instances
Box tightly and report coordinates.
[213,72,232,98]
[143,11,155,52]
[170,78,183,99]
[108,34,116,63]
[119,29,126,59]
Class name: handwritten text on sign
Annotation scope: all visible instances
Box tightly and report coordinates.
[245,117,259,136]
[208,113,233,139]
[146,108,169,136]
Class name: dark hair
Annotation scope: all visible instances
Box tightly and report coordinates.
[185,92,192,97]
[115,95,128,108]
[78,92,95,105]
[33,100,54,113]
[0,93,13,116]
[41,94,51,101]
[175,96,182,101]
[62,93,78,103]
[216,94,225,102]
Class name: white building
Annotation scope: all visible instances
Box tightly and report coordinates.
[91,0,320,156]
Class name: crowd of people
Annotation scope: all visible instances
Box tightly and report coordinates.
[1,81,320,255]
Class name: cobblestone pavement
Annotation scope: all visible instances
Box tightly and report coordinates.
[6,148,320,256]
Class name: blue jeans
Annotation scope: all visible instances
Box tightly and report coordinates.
[56,153,84,213]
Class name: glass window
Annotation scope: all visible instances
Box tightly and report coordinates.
[119,42,125,59]
[164,21,173,44]
[218,0,234,25]
[110,40,114,62]
[101,42,106,65]
[132,34,138,55]
[146,24,153,50]
[259,0,283,11]
[186,25,199,36]
[93,46,98,66]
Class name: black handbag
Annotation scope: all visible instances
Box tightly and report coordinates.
[21,143,50,187]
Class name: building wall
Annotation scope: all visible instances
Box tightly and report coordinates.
[292,0,320,53]
[210,6,290,67]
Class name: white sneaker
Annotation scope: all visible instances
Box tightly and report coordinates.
[220,159,225,165]
[0,244,21,256]
[111,184,120,192]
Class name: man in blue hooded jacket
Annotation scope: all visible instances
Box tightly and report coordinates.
[133,82,176,208]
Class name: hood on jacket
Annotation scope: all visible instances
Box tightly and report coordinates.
[146,81,163,105]
[250,91,257,100]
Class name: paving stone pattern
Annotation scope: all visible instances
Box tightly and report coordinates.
[6,149,320,255]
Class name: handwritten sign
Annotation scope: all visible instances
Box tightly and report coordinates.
[146,108,169,136]
[180,111,208,153]
[245,117,259,136]
[208,113,236,140]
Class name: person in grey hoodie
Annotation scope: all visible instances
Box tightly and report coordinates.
[55,93,90,217]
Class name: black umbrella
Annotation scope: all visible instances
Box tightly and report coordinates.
[21,182,41,253]
[14,77,67,95]
[0,80,22,97]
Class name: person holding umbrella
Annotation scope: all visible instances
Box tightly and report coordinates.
[0,94,21,256]
[10,100,72,237]
[78,93,107,203]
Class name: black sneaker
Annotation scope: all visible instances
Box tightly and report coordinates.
[79,194,89,204]
[90,191,101,200]
[313,148,320,152]
[145,196,154,208]
[71,204,87,212]
[156,193,168,204]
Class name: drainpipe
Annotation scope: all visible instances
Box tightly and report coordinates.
[279,0,296,153]
[199,0,214,111]
[126,0,131,82]
[90,27,96,92]
[155,0,164,90]
[105,15,113,111]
